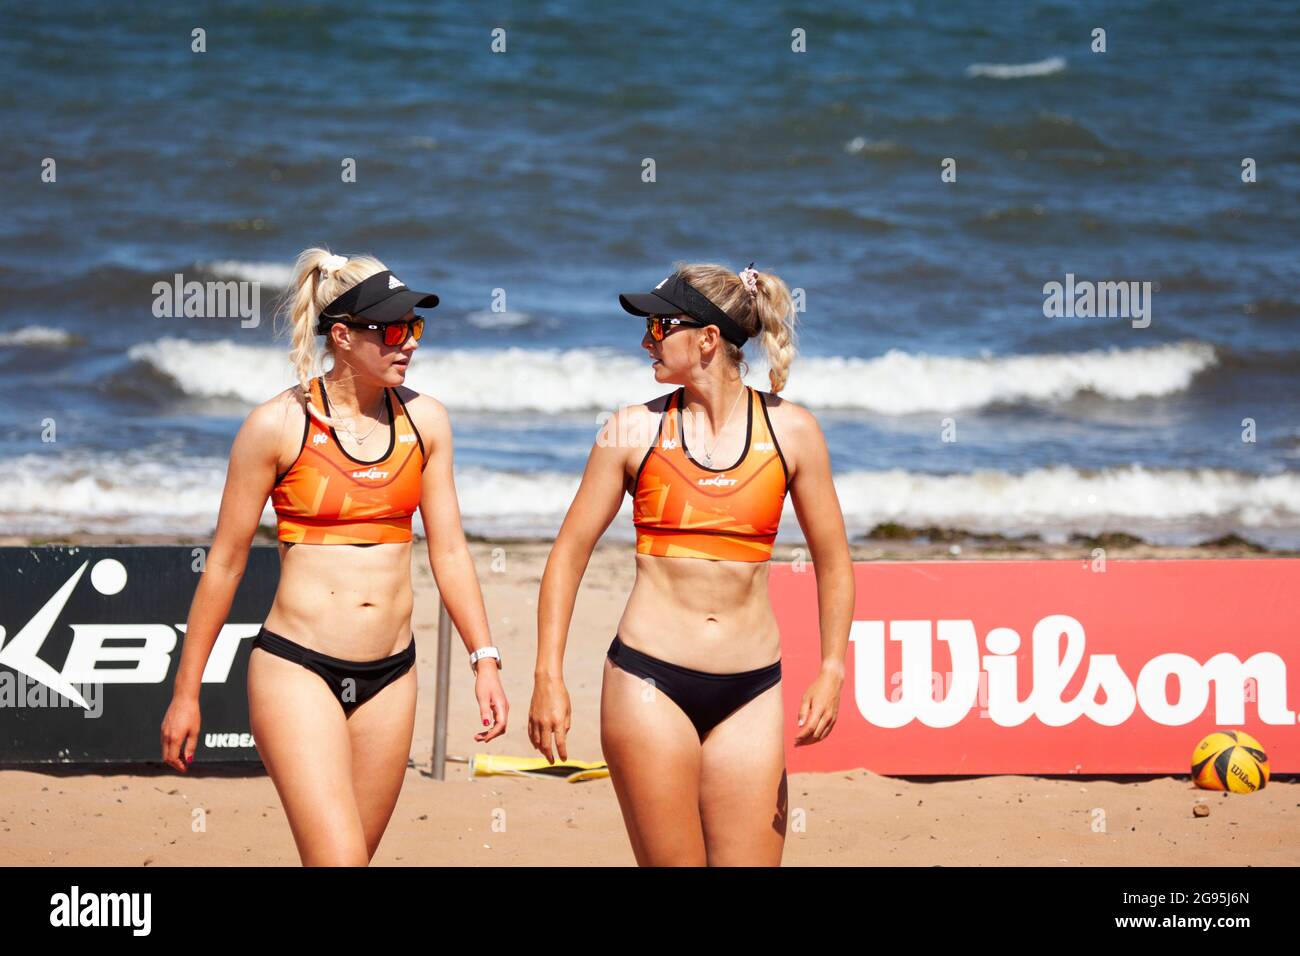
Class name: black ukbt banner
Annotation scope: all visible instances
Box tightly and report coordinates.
[0,546,278,764]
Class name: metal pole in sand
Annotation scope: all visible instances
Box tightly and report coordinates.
[432,598,452,780]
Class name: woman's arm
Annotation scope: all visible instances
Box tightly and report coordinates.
[162,398,280,770]
[415,395,507,741]
[529,406,631,762]
[175,400,280,698]
[782,403,855,745]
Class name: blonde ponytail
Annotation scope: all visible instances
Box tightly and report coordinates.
[750,269,798,393]
[270,247,389,428]
[674,261,799,393]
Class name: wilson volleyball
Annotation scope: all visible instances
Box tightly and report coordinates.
[1191,730,1269,793]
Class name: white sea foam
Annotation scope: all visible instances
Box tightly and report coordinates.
[198,259,297,287]
[464,310,534,329]
[845,136,903,155]
[0,325,79,347]
[967,56,1067,79]
[784,341,1217,412]
[830,465,1300,533]
[6,452,1297,543]
[127,337,1219,414]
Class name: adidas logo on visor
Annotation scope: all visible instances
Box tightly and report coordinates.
[388,275,405,289]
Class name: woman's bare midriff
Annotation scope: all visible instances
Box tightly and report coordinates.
[615,552,780,673]
[261,539,415,660]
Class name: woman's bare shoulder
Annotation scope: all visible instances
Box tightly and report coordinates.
[223,386,305,473]
[758,389,817,431]
[393,384,450,442]
[756,390,823,477]
[610,391,675,440]
[622,389,675,421]
[248,385,305,435]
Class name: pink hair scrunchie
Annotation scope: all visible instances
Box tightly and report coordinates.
[738,262,759,297]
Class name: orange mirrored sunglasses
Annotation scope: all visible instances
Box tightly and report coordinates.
[338,315,426,347]
[645,314,704,341]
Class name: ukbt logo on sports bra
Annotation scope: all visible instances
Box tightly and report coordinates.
[351,468,390,480]
[697,475,738,487]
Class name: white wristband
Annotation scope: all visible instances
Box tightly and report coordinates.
[469,646,501,672]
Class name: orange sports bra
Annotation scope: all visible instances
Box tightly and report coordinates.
[631,385,789,562]
[271,375,427,545]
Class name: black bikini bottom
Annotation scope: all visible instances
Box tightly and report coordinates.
[252,626,416,716]
[606,634,781,740]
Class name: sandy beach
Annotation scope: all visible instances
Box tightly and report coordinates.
[1,535,1295,866]
[5,0,1298,873]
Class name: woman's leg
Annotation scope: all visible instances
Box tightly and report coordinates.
[599,656,707,866]
[698,681,787,866]
[344,664,418,861]
[247,647,368,866]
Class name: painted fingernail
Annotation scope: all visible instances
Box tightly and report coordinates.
[483,718,489,726]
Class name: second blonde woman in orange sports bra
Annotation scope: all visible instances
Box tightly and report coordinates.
[161,248,507,865]
[529,262,855,866]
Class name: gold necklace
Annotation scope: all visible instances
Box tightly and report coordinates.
[696,384,747,467]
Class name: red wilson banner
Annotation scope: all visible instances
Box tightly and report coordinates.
[774,559,1300,774]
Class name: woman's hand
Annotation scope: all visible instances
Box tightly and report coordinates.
[527,674,572,764]
[793,664,843,747]
[473,661,508,743]
[161,694,201,771]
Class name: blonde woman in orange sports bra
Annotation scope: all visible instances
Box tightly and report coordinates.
[160,249,507,865]
[529,262,854,866]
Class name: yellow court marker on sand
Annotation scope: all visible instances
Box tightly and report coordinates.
[469,753,610,782]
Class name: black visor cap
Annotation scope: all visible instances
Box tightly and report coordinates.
[618,272,750,346]
[317,270,439,332]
